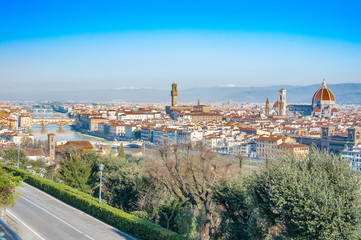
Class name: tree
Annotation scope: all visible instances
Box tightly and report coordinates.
[158,198,182,231]
[118,144,125,158]
[0,167,21,218]
[250,148,361,239]
[212,177,251,239]
[147,143,231,240]
[0,167,21,207]
[21,136,34,148]
[102,156,147,211]
[1,148,27,167]
[82,152,102,190]
[58,155,92,193]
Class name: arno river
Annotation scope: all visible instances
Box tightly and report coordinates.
[30,115,142,155]
[31,125,88,142]
[30,113,88,142]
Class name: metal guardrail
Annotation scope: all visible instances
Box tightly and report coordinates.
[0,218,21,240]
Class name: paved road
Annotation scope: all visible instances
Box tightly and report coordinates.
[6,183,137,240]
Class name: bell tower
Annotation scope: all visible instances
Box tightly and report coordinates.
[265,97,270,116]
[48,133,55,161]
[278,89,287,116]
[171,82,178,106]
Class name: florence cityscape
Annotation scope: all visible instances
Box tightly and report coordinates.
[1,1,361,240]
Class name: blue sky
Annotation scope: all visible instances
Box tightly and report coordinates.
[0,0,360,91]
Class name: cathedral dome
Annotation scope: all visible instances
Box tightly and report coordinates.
[273,101,279,108]
[312,79,335,103]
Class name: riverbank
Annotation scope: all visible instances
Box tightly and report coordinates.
[72,129,109,142]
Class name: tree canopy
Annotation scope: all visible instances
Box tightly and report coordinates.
[1,148,27,167]
[0,167,21,208]
[58,154,92,193]
[250,148,361,239]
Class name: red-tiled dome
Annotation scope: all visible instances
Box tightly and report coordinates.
[312,79,335,103]
[273,101,279,108]
[331,108,338,113]
[313,107,321,112]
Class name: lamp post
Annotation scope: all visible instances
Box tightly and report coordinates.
[98,163,104,203]
[17,144,21,169]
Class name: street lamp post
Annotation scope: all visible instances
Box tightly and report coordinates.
[17,144,21,169]
[98,163,104,203]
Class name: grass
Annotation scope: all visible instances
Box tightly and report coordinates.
[176,151,263,167]
[75,131,108,142]
[241,160,263,167]
[217,156,263,167]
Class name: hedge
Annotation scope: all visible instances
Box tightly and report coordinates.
[1,164,188,240]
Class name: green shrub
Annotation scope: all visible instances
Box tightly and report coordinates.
[0,166,22,207]
[158,199,182,231]
[1,164,187,240]
[131,211,149,220]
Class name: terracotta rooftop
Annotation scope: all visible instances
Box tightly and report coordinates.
[257,136,282,142]
[24,148,45,156]
[278,143,309,148]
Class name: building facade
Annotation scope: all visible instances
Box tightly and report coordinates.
[341,146,361,171]
[295,127,361,154]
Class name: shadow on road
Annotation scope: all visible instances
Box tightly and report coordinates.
[111,228,138,240]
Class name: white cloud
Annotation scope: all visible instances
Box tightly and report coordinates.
[116,87,152,90]
[218,84,237,87]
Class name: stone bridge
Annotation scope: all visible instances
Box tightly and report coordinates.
[33,108,54,114]
[31,115,76,128]
[121,141,143,148]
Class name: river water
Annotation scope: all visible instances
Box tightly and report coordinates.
[31,122,142,156]
[31,125,87,142]
[31,113,87,142]
[30,113,143,156]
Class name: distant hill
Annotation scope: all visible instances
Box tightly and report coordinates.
[1,83,361,104]
[182,83,361,104]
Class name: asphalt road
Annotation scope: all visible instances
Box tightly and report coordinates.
[6,183,137,240]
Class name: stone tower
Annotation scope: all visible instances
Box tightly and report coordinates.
[278,89,287,116]
[171,83,178,106]
[347,128,361,145]
[321,126,335,139]
[48,133,55,161]
[265,97,270,116]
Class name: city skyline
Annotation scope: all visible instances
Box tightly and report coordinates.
[1,2,361,240]
[0,1,361,92]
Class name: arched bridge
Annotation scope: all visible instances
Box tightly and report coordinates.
[121,142,143,148]
[33,108,54,114]
[31,115,76,128]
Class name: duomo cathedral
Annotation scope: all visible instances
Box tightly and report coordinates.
[266,79,338,118]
